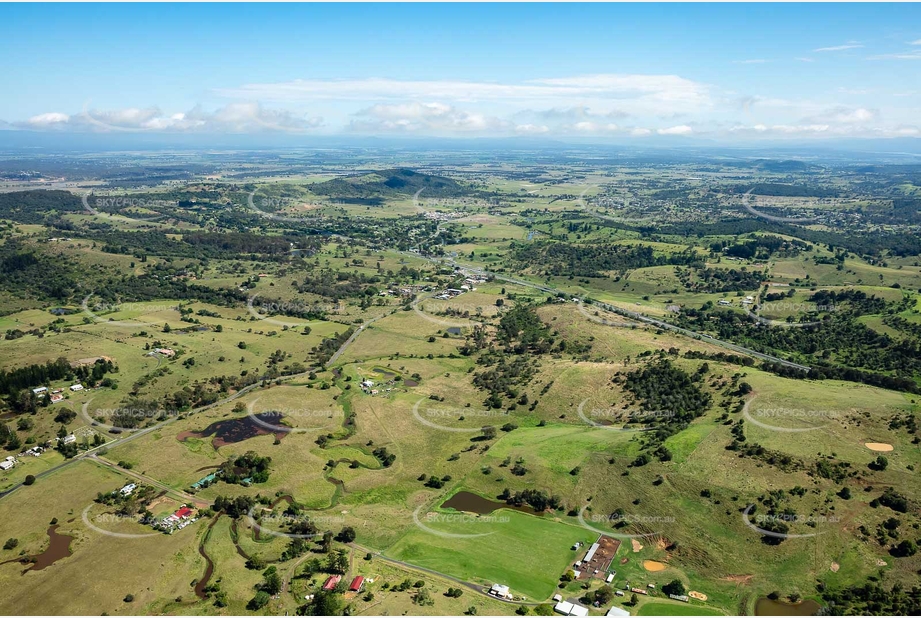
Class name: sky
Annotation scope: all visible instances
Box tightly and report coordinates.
[1,3,920,143]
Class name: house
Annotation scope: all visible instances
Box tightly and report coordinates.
[489,584,510,598]
[155,348,175,357]
[69,384,84,392]
[554,601,588,616]
[614,591,625,597]
[360,380,374,388]
[322,575,342,591]
[718,299,732,306]
[606,607,630,617]
[552,594,563,602]
[32,387,48,396]
[50,394,64,404]
[119,483,137,496]
[606,573,615,584]
[554,601,574,615]
[63,434,77,444]
[349,576,364,593]
[0,457,15,471]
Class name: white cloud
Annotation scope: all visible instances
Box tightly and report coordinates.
[27,112,70,126]
[219,74,711,114]
[909,39,921,45]
[814,43,863,52]
[795,57,815,62]
[630,128,652,136]
[349,102,505,134]
[657,125,693,136]
[18,104,322,133]
[514,123,550,135]
[569,121,619,134]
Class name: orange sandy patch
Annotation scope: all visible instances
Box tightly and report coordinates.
[631,539,643,552]
[688,591,708,601]
[720,574,754,585]
[643,560,667,572]
[830,562,840,572]
[865,443,893,452]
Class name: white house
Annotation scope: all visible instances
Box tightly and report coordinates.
[0,460,14,471]
[32,387,48,395]
[606,607,630,617]
[69,384,84,392]
[489,584,510,598]
[119,483,137,496]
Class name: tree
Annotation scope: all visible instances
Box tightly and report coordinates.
[247,591,271,611]
[23,475,35,486]
[335,526,355,543]
[870,455,889,471]
[3,538,18,550]
[891,539,917,558]
[662,580,686,597]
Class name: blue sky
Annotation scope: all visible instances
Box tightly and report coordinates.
[1,3,919,141]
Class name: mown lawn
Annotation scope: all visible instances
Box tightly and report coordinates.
[385,508,595,600]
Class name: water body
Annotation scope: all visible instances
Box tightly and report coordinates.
[28,525,74,571]
[446,327,462,335]
[404,379,419,387]
[194,516,220,599]
[755,598,822,616]
[441,491,542,516]
[177,413,288,448]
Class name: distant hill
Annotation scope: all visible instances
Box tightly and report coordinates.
[308,168,470,204]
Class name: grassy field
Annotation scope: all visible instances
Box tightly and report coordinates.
[385,507,596,600]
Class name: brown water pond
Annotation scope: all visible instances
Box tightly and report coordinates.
[28,525,74,571]
[441,491,542,516]
[755,598,822,616]
[177,413,288,448]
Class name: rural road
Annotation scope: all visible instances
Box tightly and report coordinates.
[413,253,812,373]
[0,313,370,503]
[348,542,545,607]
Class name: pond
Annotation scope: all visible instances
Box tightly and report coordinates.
[754,598,822,616]
[177,412,288,448]
[28,524,74,571]
[441,491,542,516]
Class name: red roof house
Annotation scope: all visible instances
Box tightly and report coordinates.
[175,507,193,519]
[349,576,364,592]
[322,575,342,591]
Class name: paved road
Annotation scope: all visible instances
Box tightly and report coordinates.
[408,253,811,372]
[0,317,371,503]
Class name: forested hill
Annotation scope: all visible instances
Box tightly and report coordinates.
[308,168,470,200]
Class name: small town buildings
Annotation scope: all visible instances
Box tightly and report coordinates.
[119,483,137,496]
[0,457,16,471]
[154,348,176,357]
[32,387,48,396]
[63,434,77,444]
[718,299,732,306]
[348,576,364,593]
[50,394,65,403]
[489,584,510,598]
[69,384,84,392]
